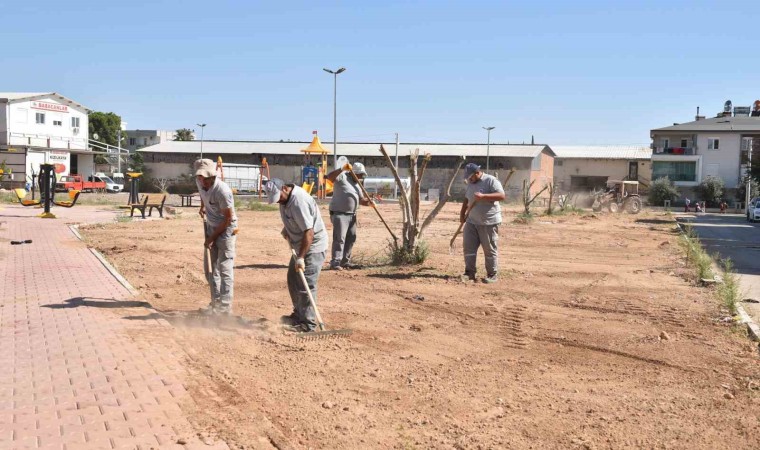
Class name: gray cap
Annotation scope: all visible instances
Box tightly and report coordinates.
[264,178,285,204]
[464,163,481,179]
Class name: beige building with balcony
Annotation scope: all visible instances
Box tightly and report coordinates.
[650,101,760,197]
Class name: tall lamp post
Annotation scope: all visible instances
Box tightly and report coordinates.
[196,123,206,158]
[323,67,346,166]
[483,126,495,172]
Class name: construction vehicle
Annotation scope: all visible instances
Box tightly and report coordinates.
[591,180,642,214]
[55,174,106,193]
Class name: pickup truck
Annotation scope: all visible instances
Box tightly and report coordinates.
[55,175,107,193]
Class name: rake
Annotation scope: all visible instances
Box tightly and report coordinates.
[290,250,352,340]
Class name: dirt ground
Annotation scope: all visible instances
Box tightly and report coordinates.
[80,202,760,449]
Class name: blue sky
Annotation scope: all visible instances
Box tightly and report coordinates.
[3,1,760,145]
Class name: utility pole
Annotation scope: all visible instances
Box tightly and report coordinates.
[197,123,206,158]
[483,126,495,172]
[323,67,346,166]
[117,129,121,173]
[394,133,399,199]
[746,142,753,212]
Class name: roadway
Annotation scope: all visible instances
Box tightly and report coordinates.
[680,212,760,326]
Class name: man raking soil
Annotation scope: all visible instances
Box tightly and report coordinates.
[195,158,238,315]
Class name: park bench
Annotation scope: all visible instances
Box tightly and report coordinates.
[129,193,167,219]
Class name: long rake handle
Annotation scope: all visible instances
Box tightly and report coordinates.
[292,250,326,331]
[346,168,399,244]
[450,201,477,249]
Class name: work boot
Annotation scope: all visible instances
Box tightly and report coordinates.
[460,273,476,283]
[282,323,312,333]
[280,312,299,325]
[341,262,363,270]
[482,274,499,284]
[215,306,232,316]
[198,304,217,316]
[329,263,344,271]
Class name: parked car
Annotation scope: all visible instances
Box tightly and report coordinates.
[94,172,122,193]
[747,197,760,222]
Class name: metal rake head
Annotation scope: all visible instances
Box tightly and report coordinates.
[295,328,353,340]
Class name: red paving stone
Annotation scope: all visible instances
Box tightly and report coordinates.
[0,205,223,449]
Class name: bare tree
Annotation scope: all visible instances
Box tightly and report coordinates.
[153,177,170,193]
[378,145,465,262]
[522,179,549,215]
[546,182,556,215]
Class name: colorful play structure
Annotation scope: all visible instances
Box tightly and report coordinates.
[13,163,81,218]
[300,133,333,198]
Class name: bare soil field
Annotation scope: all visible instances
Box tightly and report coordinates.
[80,202,760,449]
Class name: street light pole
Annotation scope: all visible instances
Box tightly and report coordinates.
[197,123,206,158]
[746,142,753,212]
[323,67,346,166]
[483,126,495,172]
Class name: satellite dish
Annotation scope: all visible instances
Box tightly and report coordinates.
[93,133,99,140]
[724,100,732,113]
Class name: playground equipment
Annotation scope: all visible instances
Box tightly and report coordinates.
[13,163,80,218]
[301,133,332,198]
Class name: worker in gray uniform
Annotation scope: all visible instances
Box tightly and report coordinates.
[326,162,370,270]
[265,178,328,332]
[460,163,505,283]
[195,158,238,315]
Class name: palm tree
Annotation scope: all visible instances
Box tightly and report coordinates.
[174,128,195,141]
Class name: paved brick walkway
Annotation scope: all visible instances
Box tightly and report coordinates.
[0,205,224,449]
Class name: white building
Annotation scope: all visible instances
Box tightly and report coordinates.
[0,92,95,187]
[650,100,760,194]
[124,129,176,152]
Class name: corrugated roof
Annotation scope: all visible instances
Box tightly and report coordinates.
[552,145,652,160]
[0,92,91,111]
[653,116,760,132]
[138,141,553,158]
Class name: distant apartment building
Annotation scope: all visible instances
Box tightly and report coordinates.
[0,92,95,187]
[124,129,177,152]
[650,100,760,196]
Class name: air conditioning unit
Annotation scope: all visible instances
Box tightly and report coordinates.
[72,127,80,135]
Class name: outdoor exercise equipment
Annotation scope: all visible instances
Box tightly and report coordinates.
[13,163,80,218]
[125,172,142,206]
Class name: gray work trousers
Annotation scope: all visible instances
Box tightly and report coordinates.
[463,222,499,277]
[287,251,326,331]
[206,224,236,312]
[330,212,357,267]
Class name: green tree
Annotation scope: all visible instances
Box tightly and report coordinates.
[174,128,195,141]
[90,112,126,165]
[697,176,725,206]
[130,151,146,174]
[648,177,680,206]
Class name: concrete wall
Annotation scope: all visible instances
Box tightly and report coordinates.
[554,159,653,191]
[142,151,538,200]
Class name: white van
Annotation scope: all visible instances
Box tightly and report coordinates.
[94,172,122,193]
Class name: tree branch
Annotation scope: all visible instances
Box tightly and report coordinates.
[420,155,466,236]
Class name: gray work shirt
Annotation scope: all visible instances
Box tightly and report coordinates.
[197,178,238,231]
[465,174,504,226]
[280,185,328,254]
[329,172,361,214]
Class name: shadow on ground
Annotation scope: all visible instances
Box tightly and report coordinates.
[42,297,152,309]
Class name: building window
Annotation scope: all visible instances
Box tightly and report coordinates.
[53,120,62,126]
[71,117,80,128]
[35,113,45,124]
[652,161,697,182]
[143,138,148,145]
[742,137,753,151]
[129,138,136,146]
[708,138,720,150]
[680,139,688,148]
[556,160,563,166]
[662,138,670,149]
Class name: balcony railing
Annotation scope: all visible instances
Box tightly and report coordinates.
[653,147,695,155]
